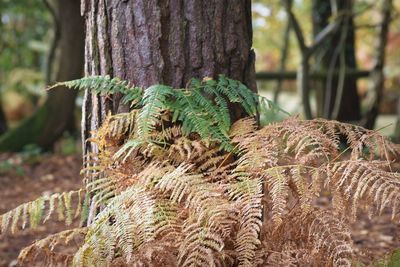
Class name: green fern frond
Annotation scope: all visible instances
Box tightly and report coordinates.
[173,89,232,150]
[211,75,258,115]
[0,189,87,235]
[48,75,143,106]
[136,84,175,139]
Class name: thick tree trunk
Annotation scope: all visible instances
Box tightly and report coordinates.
[38,0,84,141]
[81,0,257,155]
[0,0,84,151]
[312,0,361,121]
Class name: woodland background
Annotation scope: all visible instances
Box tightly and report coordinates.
[0,0,399,266]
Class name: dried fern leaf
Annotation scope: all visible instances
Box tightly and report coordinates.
[19,228,87,267]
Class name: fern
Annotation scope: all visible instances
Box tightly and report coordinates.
[228,177,263,267]
[137,84,175,139]
[0,190,88,235]
[50,75,274,153]
[48,75,143,106]
[19,228,87,267]
[2,75,400,267]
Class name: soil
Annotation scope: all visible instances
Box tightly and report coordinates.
[0,153,82,267]
[0,152,399,266]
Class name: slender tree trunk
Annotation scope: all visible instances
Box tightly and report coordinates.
[0,0,84,151]
[0,100,6,135]
[312,0,361,122]
[363,0,393,129]
[274,0,292,103]
[81,0,257,155]
[394,99,400,143]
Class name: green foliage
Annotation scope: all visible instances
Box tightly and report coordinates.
[388,249,400,267]
[51,75,286,152]
[0,0,51,105]
[48,75,143,106]
[0,159,24,176]
[57,133,79,155]
[0,144,42,176]
[0,190,89,235]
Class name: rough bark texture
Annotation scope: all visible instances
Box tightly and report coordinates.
[81,0,257,154]
[312,0,361,121]
[0,0,84,151]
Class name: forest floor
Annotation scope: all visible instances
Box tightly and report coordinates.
[0,152,399,266]
[0,152,82,267]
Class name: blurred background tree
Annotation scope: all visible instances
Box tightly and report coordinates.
[0,0,51,133]
[0,0,84,151]
[0,0,398,152]
[253,0,399,138]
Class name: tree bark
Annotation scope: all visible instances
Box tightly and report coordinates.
[81,0,257,155]
[312,0,361,121]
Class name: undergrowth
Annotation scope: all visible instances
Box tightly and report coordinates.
[1,75,400,267]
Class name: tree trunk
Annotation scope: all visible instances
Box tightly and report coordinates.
[81,0,257,155]
[0,99,6,135]
[395,98,400,143]
[274,0,292,103]
[362,0,393,129]
[312,0,361,121]
[0,0,84,151]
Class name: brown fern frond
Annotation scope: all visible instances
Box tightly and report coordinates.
[155,164,237,235]
[306,209,354,266]
[326,160,400,220]
[258,249,311,267]
[264,208,354,267]
[168,137,206,162]
[229,117,258,139]
[18,228,87,267]
[112,239,179,267]
[90,110,138,149]
[264,167,291,226]
[74,185,161,265]
[227,177,263,266]
[304,119,400,161]
[265,118,338,164]
[177,221,228,267]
